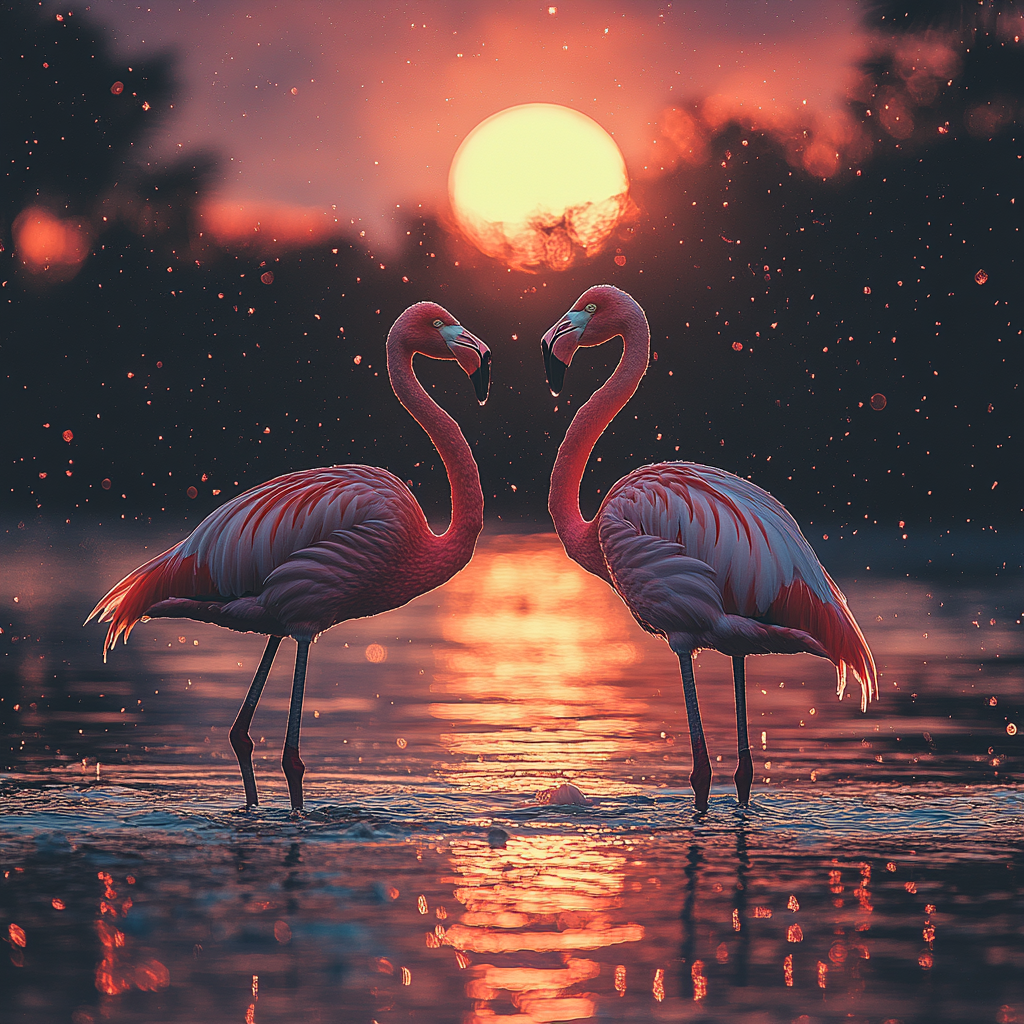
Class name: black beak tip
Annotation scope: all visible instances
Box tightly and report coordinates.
[470,352,491,405]
[545,353,567,398]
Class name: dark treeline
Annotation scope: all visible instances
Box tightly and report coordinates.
[1,2,1021,541]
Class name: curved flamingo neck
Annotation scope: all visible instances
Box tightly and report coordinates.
[549,304,650,580]
[387,340,483,574]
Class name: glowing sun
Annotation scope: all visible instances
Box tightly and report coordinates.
[448,103,630,271]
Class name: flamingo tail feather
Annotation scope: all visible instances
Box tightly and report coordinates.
[768,575,877,711]
[86,543,218,659]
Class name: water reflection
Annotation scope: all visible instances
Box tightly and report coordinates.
[442,832,641,1021]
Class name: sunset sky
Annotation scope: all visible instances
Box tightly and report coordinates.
[78,0,874,245]
[4,0,1022,541]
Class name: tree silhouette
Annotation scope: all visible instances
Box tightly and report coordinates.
[0,2,212,268]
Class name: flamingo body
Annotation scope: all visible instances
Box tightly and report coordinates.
[87,302,490,809]
[90,464,459,651]
[541,284,875,809]
[598,461,875,710]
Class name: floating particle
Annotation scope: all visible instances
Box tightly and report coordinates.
[186,486,198,499]
[788,895,800,911]
[732,342,743,351]
[455,951,470,969]
[353,355,362,365]
[614,254,626,266]
[829,942,848,964]
[52,898,66,910]
[975,269,988,285]
[886,862,897,872]
[817,961,828,988]
[110,81,124,95]
[101,478,111,490]
[63,430,74,442]
[716,943,729,962]
[365,643,387,663]
[784,954,794,986]
[273,921,291,944]
[754,907,772,919]
[904,881,917,894]
[396,737,407,749]
[732,908,741,931]
[691,961,706,1001]
[9,924,26,947]
[1008,723,1018,736]
[652,967,665,1001]
[401,967,411,985]
[870,393,887,411]
[417,895,428,915]
[787,924,804,942]
[918,951,933,969]
[863,286,871,294]
[260,271,274,285]
[614,965,626,995]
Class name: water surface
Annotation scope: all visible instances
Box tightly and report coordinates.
[2,529,1022,1023]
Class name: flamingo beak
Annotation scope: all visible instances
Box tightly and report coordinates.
[470,349,491,405]
[541,309,589,396]
[541,338,567,396]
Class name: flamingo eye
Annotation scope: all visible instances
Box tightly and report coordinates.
[433,319,445,328]
[584,302,597,313]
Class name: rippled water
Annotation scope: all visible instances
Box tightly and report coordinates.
[1,528,1022,1023]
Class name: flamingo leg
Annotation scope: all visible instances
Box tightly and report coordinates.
[679,651,712,811]
[282,638,311,810]
[732,656,753,807]
[229,635,283,807]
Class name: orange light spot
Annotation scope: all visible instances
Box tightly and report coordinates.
[365,643,388,663]
[652,967,665,1002]
[261,271,274,285]
[273,920,292,944]
[8,924,26,947]
[51,898,65,910]
[63,430,74,443]
[691,961,706,1001]
[784,954,794,986]
[13,206,89,275]
[614,964,626,995]
[417,895,428,915]
[788,895,800,911]
[817,960,828,988]
[787,924,804,943]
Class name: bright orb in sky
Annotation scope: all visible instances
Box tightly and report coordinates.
[448,103,630,271]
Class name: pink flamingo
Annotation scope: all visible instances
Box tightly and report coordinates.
[541,285,876,810]
[87,302,490,810]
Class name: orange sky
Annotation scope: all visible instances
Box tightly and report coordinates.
[82,1,875,247]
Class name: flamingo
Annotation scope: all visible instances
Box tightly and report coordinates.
[541,285,876,810]
[87,302,490,810]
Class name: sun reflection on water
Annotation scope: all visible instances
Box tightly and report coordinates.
[439,831,643,1022]
[430,536,655,796]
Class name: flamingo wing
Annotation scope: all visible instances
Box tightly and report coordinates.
[87,466,425,654]
[600,462,877,709]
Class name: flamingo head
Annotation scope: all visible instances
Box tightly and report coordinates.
[540,284,635,396]
[395,301,491,404]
